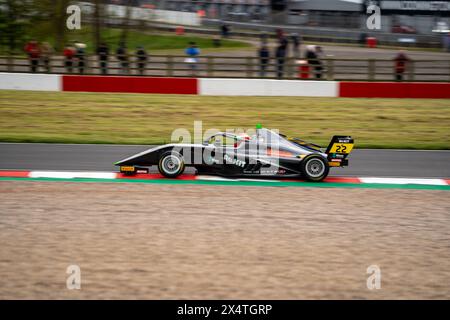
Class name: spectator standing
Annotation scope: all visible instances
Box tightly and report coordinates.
[63,44,75,73]
[24,40,40,73]
[290,33,301,59]
[96,43,109,75]
[221,24,230,38]
[135,46,148,76]
[279,36,289,56]
[393,51,410,81]
[40,42,53,73]
[258,44,270,77]
[359,33,367,47]
[116,42,129,75]
[75,42,86,74]
[185,42,200,76]
[275,42,287,79]
[314,45,324,79]
[306,45,323,79]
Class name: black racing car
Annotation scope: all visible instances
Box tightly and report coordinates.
[115,126,354,182]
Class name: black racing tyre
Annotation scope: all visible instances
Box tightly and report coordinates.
[158,150,185,178]
[300,154,329,182]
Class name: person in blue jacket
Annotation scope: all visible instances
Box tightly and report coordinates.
[185,42,200,76]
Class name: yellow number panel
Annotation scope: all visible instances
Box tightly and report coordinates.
[329,143,354,154]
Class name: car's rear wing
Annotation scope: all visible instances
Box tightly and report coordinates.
[325,136,354,167]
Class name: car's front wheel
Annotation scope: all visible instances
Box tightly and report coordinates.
[158,150,185,178]
[301,154,329,182]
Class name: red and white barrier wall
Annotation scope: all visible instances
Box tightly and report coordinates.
[0,73,61,91]
[1,73,449,98]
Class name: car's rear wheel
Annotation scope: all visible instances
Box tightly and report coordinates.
[301,154,329,182]
[158,150,185,178]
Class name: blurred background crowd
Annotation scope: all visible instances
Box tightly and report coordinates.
[1,0,449,80]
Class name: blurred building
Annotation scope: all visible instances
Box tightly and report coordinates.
[121,0,450,34]
[367,0,450,34]
[284,1,449,34]
[287,0,363,28]
[154,1,272,22]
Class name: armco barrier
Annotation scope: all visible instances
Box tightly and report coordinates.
[340,82,450,99]
[62,75,198,94]
[198,79,338,97]
[1,73,450,98]
[0,72,60,91]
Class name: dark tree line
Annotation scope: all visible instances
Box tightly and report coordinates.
[0,0,105,53]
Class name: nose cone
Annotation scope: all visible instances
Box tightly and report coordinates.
[114,160,123,166]
[114,158,133,166]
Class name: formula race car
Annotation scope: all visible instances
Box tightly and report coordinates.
[115,126,354,182]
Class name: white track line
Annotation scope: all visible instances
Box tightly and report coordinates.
[4,171,449,186]
[196,175,236,181]
[359,177,447,185]
[29,171,116,179]
[196,175,280,182]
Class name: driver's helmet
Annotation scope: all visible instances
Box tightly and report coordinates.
[234,133,251,148]
[237,133,251,141]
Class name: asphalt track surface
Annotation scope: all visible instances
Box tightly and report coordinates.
[1,143,449,178]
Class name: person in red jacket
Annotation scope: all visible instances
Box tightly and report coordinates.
[63,44,76,73]
[393,51,411,81]
[24,40,41,73]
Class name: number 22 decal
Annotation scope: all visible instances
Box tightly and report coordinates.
[335,144,347,153]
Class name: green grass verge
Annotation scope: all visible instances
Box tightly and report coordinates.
[69,28,249,52]
[0,90,449,149]
[0,177,449,190]
[2,26,250,55]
